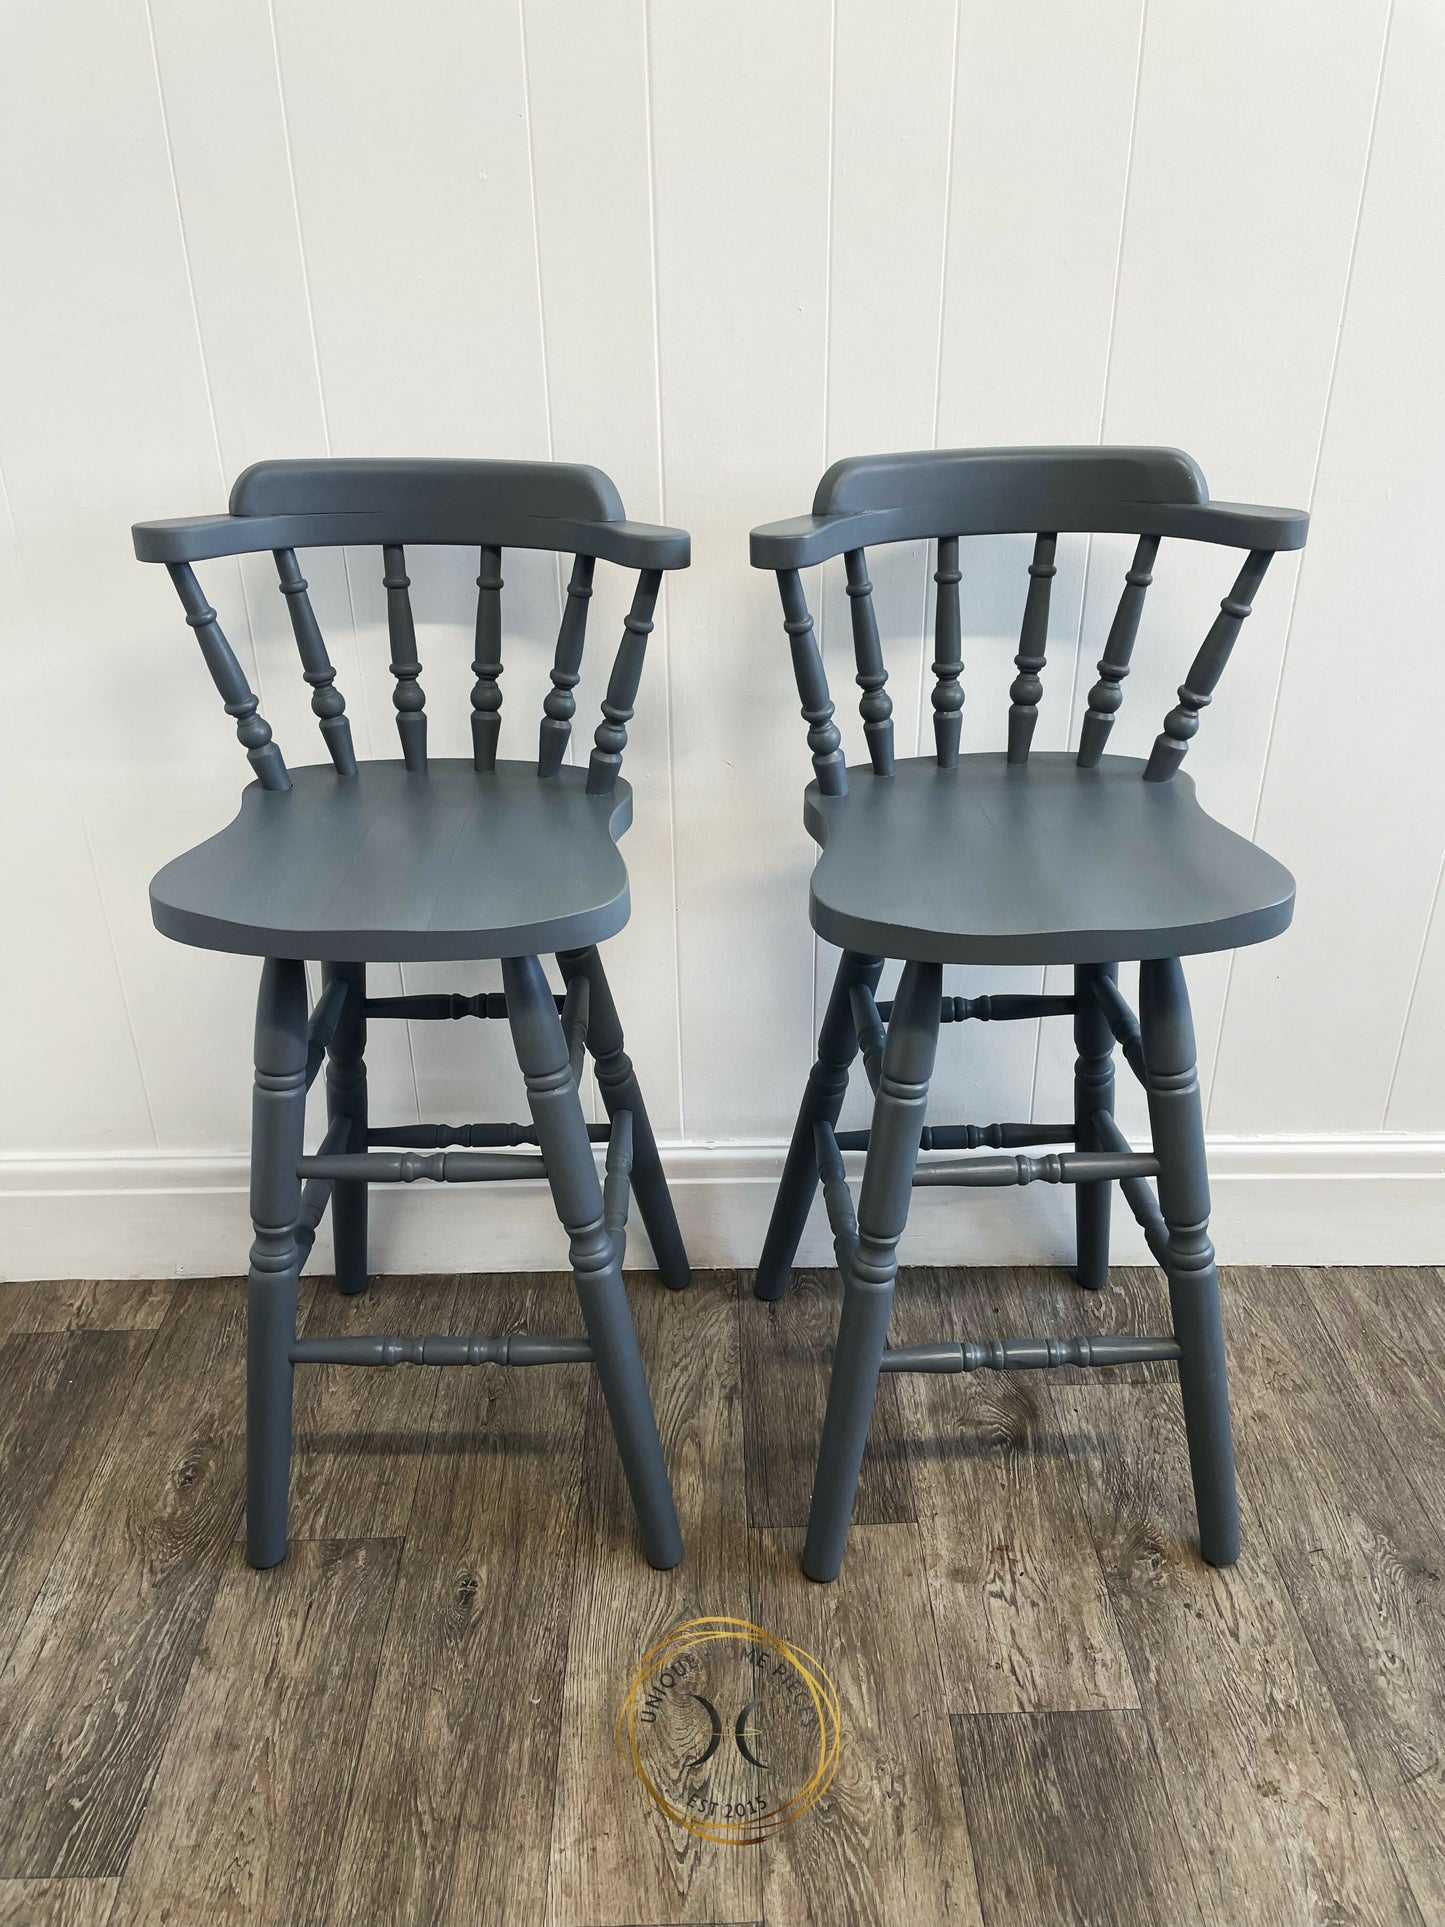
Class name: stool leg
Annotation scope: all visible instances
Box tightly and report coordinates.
[802,958,941,1582]
[504,954,682,1569]
[246,957,308,1569]
[756,950,885,1303]
[323,961,368,1296]
[557,945,690,1292]
[1141,955,1240,1567]
[1073,962,1117,1291]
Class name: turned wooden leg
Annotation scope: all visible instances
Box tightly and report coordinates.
[1073,962,1117,1292]
[246,957,308,1569]
[557,944,690,1292]
[802,958,941,1582]
[756,950,885,1303]
[504,954,682,1569]
[323,961,368,1296]
[1141,955,1240,1567]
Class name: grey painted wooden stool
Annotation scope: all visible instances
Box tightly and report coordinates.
[751,446,1308,1583]
[133,458,690,1571]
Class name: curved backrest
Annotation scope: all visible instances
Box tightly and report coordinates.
[749,444,1308,794]
[229,455,627,525]
[817,445,1206,529]
[132,457,689,796]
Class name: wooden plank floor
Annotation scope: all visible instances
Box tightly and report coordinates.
[0,1264,1440,1926]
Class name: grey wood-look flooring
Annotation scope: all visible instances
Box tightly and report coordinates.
[1,1263,1441,1927]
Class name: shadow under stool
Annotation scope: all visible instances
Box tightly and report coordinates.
[133,457,690,1571]
[750,445,1308,1582]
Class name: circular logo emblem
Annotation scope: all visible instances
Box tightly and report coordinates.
[617,1616,841,1844]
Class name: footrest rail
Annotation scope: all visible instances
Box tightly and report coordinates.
[875,993,1076,1024]
[369,1120,610,1148]
[297,1150,547,1184]
[362,991,566,1022]
[913,1149,1159,1188]
[835,1121,1074,1152]
[290,1334,593,1367]
[879,1334,1181,1373]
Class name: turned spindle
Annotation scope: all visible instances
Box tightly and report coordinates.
[539,554,594,777]
[273,548,356,775]
[1144,549,1271,782]
[845,548,893,776]
[931,536,963,768]
[1076,535,1160,769]
[167,562,289,790]
[1006,531,1056,764]
[472,544,504,771]
[778,568,846,797]
[587,569,662,796]
[382,544,427,772]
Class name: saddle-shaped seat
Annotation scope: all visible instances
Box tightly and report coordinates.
[804,751,1294,966]
[151,759,633,962]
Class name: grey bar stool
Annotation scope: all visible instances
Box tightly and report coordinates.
[751,446,1308,1582]
[133,458,690,1571]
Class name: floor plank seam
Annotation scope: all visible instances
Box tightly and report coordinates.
[100,1488,250,1896]
[1040,1357,1149,1717]
[1134,1711,1211,1925]
[1256,1532,1433,1927]
[535,1406,587,1927]
[898,1420,967,1720]
[738,1271,768,1535]
[0,1328,161,1682]
[311,1537,407,1927]
[1287,1264,1445,1565]
[327,1283,473,1927]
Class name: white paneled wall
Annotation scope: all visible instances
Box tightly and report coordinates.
[1,0,1440,1277]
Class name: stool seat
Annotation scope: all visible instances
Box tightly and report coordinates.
[804,752,1294,966]
[150,759,633,962]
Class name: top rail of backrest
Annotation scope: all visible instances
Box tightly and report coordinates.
[133,457,690,569]
[749,446,1308,567]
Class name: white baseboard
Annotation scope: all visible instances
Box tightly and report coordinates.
[1,1135,1441,1281]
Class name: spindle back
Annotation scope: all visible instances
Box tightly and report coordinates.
[133,458,689,795]
[750,446,1307,796]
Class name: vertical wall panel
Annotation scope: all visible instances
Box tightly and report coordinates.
[525,0,682,1134]
[1036,0,1391,1145]
[272,0,550,456]
[273,0,556,1129]
[928,1,1143,1154]
[1212,0,1445,1133]
[149,0,419,1140]
[822,0,958,754]
[0,0,272,1150]
[0,474,153,1150]
[650,0,833,1137]
[149,0,373,758]
[814,0,958,1132]
[1388,861,1445,1132]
